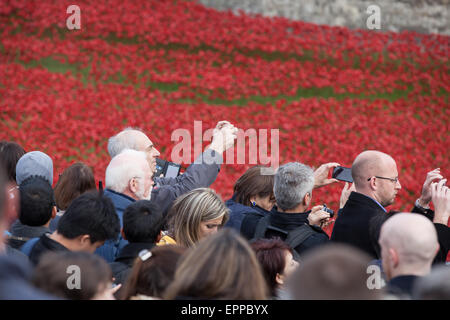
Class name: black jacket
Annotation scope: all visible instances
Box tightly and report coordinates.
[331,192,385,258]
[152,149,222,217]
[387,275,420,298]
[110,242,155,285]
[241,206,329,257]
[28,233,70,266]
[225,195,269,232]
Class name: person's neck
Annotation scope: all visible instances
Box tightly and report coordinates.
[278,204,307,214]
[49,232,78,251]
[111,188,138,201]
[390,264,431,280]
[355,188,385,207]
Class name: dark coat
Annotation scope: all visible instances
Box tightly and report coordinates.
[387,275,420,298]
[225,195,267,232]
[241,206,329,257]
[110,242,155,285]
[95,189,134,263]
[331,192,385,258]
[28,233,70,266]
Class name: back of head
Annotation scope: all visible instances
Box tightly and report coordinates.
[164,228,268,300]
[32,251,112,300]
[121,245,186,300]
[105,149,148,194]
[379,213,439,278]
[57,190,120,244]
[167,188,229,247]
[250,238,293,297]
[107,128,146,158]
[379,213,439,269]
[0,141,26,183]
[16,151,53,186]
[274,162,314,211]
[123,200,163,243]
[287,244,380,300]
[233,165,275,207]
[413,265,450,300]
[54,163,96,211]
[19,176,55,226]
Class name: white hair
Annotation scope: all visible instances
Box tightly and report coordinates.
[107,127,145,158]
[105,149,148,193]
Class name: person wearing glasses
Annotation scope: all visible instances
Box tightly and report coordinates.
[331,150,403,258]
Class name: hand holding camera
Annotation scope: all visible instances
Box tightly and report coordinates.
[308,204,334,228]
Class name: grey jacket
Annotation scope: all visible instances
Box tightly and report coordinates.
[151,148,223,217]
[8,220,50,250]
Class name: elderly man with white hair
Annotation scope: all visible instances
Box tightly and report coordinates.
[96,149,153,262]
[107,121,238,218]
[379,213,440,298]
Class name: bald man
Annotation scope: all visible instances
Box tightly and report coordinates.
[331,150,401,258]
[379,213,439,297]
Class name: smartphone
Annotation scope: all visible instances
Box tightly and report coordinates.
[155,158,181,178]
[332,166,353,183]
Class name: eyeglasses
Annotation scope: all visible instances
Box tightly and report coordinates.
[367,176,399,183]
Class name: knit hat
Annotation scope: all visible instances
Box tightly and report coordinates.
[16,151,53,186]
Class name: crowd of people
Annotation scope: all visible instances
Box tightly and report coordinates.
[0,121,449,300]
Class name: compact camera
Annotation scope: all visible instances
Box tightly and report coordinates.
[322,204,334,218]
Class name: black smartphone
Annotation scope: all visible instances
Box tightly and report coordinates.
[332,166,353,183]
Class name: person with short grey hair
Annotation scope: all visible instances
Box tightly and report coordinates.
[274,162,315,211]
[241,162,332,258]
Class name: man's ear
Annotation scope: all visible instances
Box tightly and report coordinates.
[303,192,311,207]
[389,248,399,268]
[129,178,138,194]
[79,234,91,247]
[121,228,127,241]
[51,206,57,219]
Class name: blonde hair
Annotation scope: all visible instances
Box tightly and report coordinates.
[167,188,229,247]
[163,229,269,300]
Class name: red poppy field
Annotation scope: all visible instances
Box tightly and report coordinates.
[1,0,449,234]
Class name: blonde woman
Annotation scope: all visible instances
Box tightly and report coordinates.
[158,188,229,247]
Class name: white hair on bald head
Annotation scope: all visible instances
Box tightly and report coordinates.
[107,127,145,158]
[105,149,148,193]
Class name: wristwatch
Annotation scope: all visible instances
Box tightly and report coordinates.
[415,198,430,210]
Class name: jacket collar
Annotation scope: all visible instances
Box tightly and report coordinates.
[348,192,387,212]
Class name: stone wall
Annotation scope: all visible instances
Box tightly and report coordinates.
[198,0,450,35]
